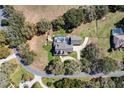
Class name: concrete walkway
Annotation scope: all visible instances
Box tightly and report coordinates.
[73,37,89,60]
[60,56,76,62]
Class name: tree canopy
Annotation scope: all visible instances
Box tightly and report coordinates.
[0,45,10,59]
[63,8,84,31]
[36,19,51,35]
[17,43,35,65]
[45,59,81,75]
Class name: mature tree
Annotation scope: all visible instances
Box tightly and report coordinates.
[80,6,96,23]
[95,6,108,20]
[0,62,17,75]
[108,5,118,12]
[80,58,92,73]
[52,16,65,31]
[45,59,81,75]
[111,76,124,88]
[17,43,35,65]
[54,78,86,88]
[91,57,118,74]
[81,43,101,62]
[3,5,26,48]
[36,19,51,35]
[1,19,10,26]
[63,8,84,32]
[0,45,10,59]
[80,6,108,23]
[64,60,81,75]
[100,78,116,88]
[0,30,7,45]
[0,72,9,88]
[116,6,124,11]
[45,60,64,75]
[0,62,17,88]
[22,22,36,40]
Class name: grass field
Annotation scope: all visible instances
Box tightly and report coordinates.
[43,44,54,62]
[14,5,78,23]
[28,36,48,71]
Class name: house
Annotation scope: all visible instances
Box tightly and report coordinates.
[53,36,81,56]
[112,28,124,49]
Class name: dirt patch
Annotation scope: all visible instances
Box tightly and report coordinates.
[14,5,78,23]
[27,35,48,71]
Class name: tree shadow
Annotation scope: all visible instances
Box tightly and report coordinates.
[114,18,124,29]
[107,30,114,53]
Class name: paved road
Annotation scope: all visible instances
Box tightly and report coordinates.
[73,37,89,60]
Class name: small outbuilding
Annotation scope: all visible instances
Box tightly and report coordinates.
[112,28,124,49]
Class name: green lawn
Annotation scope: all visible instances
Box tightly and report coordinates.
[43,44,55,62]
[53,29,67,36]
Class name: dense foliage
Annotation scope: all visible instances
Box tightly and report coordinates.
[108,5,124,12]
[53,76,124,88]
[52,6,108,33]
[81,43,101,62]
[17,43,35,65]
[0,45,10,59]
[36,19,51,35]
[91,57,118,74]
[1,19,10,26]
[53,77,116,88]
[52,17,65,31]
[22,22,36,40]
[45,60,81,75]
[0,30,7,45]
[81,6,108,23]
[3,6,26,48]
[3,6,37,48]
[63,8,84,32]
[0,62,17,88]
[64,60,81,75]
[0,72,10,88]
[80,43,119,74]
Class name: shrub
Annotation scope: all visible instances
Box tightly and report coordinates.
[31,82,42,88]
[1,19,9,26]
